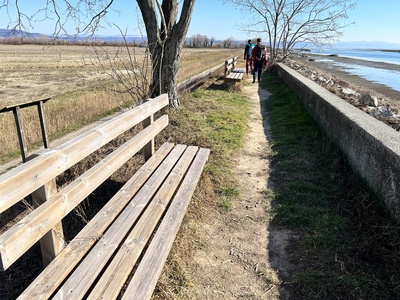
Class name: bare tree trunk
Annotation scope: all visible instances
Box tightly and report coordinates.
[138,0,195,108]
[149,35,183,108]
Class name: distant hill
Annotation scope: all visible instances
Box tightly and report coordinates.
[0,28,147,44]
[57,34,147,44]
[0,29,48,39]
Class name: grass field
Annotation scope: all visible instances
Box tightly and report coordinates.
[0,54,250,299]
[0,44,242,163]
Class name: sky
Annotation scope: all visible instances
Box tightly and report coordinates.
[1,0,400,45]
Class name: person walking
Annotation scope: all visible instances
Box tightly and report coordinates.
[244,39,254,75]
[251,38,267,83]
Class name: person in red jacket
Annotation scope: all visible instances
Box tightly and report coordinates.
[251,38,267,83]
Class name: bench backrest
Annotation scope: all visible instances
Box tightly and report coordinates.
[224,56,238,77]
[0,94,169,271]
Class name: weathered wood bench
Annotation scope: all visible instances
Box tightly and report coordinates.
[224,56,245,83]
[0,94,210,299]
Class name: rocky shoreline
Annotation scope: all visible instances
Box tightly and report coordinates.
[282,54,400,131]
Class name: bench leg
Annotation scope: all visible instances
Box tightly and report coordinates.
[143,115,155,161]
[32,179,65,267]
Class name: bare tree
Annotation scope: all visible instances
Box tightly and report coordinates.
[191,34,210,48]
[225,0,355,64]
[224,37,235,48]
[136,0,196,108]
[210,36,215,47]
[1,0,196,108]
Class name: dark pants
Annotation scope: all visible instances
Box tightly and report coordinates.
[245,57,253,74]
[253,60,263,82]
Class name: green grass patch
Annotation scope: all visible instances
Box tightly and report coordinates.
[263,70,400,299]
[163,78,250,214]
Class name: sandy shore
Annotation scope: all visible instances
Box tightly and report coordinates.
[290,54,400,110]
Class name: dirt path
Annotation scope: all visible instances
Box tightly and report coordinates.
[183,77,292,299]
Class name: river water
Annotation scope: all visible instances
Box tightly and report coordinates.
[307,49,400,92]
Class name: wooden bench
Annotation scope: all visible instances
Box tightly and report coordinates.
[0,94,210,299]
[224,56,245,83]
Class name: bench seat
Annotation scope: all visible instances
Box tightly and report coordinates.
[19,142,210,299]
[226,70,245,82]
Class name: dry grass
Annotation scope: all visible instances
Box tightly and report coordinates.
[0,45,242,163]
[0,63,249,299]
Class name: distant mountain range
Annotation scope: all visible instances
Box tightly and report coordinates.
[0,28,147,43]
[1,29,400,50]
[0,29,47,39]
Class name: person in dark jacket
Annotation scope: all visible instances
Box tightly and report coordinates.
[244,39,254,75]
[251,38,267,83]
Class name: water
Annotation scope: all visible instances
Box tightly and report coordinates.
[308,49,400,91]
[312,48,400,65]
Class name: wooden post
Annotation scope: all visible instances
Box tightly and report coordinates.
[143,113,155,161]
[37,100,50,149]
[31,179,66,267]
[12,106,28,162]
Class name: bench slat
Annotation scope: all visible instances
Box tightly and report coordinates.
[226,72,244,81]
[52,145,189,300]
[87,146,200,300]
[0,116,169,271]
[122,147,210,300]
[0,94,169,213]
[232,68,245,73]
[18,142,175,300]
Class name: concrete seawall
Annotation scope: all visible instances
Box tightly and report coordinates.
[276,63,400,220]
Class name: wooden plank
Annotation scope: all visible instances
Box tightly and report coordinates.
[18,142,175,300]
[122,148,210,300]
[0,94,169,214]
[87,146,199,300]
[0,98,51,113]
[32,179,65,267]
[52,145,188,300]
[232,68,245,73]
[225,57,235,65]
[0,116,169,271]
[226,71,243,81]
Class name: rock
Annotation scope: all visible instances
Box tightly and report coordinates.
[380,107,394,118]
[341,88,357,96]
[318,76,328,84]
[359,94,378,107]
[387,117,400,124]
[393,123,400,132]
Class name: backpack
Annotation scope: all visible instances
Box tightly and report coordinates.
[246,43,254,56]
[255,45,266,60]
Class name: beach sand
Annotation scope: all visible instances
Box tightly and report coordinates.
[290,54,400,111]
